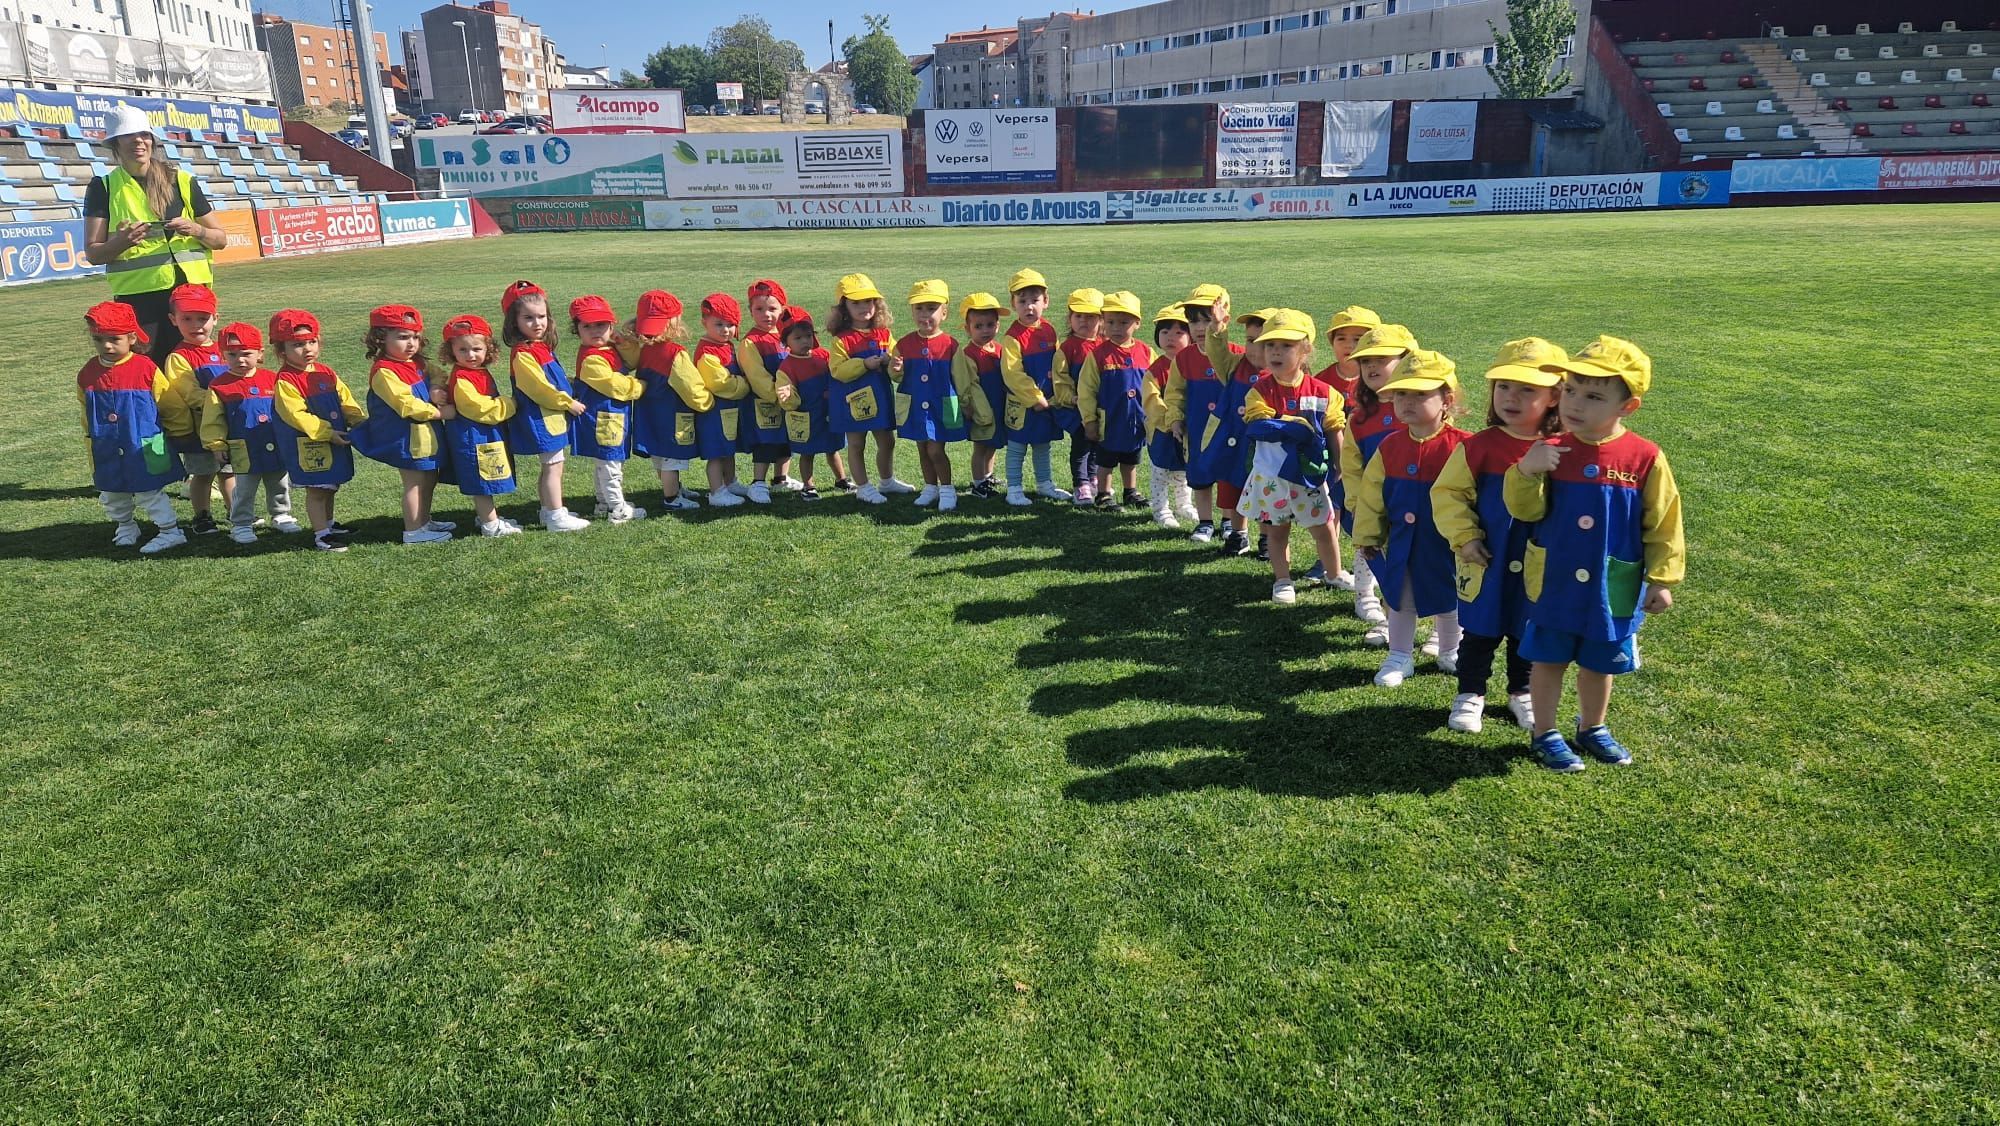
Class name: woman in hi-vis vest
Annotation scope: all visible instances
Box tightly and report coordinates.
[82,104,227,360]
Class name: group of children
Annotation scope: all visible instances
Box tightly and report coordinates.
[76,272,1684,771]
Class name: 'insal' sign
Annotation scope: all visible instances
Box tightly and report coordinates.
[550,88,686,133]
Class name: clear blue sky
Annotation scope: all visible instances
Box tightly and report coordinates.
[260,0,984,77]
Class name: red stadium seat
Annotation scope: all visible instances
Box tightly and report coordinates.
[1722,50,1738,63]
[1950,120,1970,134]
[1625,55,1642,67]
[1674,53,1688,64]
[1689,77,1708,91]
[1853,123,1874,137]
[1973,93,1992,108]
[1643,79,1657,92]
[1704,30,1719,40]
[1924,95,1945,108]
[1877,96,1898,110]
[1831,97,1850,110]
[1738,75,1757,88]
[1657,32,1672,42]
[1900,123,1921,136]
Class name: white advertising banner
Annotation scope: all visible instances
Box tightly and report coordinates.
[1320,100,1392,178]
[1103,189,1255,223]
[663,131,904,198]
[415,134,668,197]
[1217,103,1298,180]
[550,88,685,132]
[645,197,943,230]
[924,109,1058,184]
[1406,101,1478,162]
[715,82,744,102]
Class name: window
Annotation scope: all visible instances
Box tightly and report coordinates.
[297,33,309,45]
[1171,32,1200,49]
[302,56,313,67]
[1239,74,1267,89]
[305,75,317,86]
[323,37,333,48]
[1277,70,1305,85]
[1240,20,1269,38]
[1203,79,1230,92]
[1277,14,1307,32]
[1205,27,1232,43]
[1174,81,1197,95]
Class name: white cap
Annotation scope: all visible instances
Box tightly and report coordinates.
[107,104,155,140]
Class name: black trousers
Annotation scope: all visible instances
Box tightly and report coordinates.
[1067,428,1097,487]
[120,286,183,364]
[1457,630,1530,697]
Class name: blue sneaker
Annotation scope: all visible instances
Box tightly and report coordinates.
[1575,725,1633,766]
[1533,731,1586,773]
[1300,561,1327,586]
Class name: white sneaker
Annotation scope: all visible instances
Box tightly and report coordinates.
[879,477,917,495]
[914,484,939,507]
[1436,647,1459,675]
[609,504,646,523]
[229,525,258,545]
[499,516,524,530]
[1189,523,1215,544]
[1038,484,1073,501]
[1173,503,1199,524]
[660,494,700,512]
[775,476,805,492]
[402,527,451,544]
[425,519,457,533]
[1271,580,1297,605]
[270,515,304,534]
[1506,692,1536,730]
[1374,652,1417,688]
[1448,693,1486,732]
[707,490,745,508]
[140,526,187,554]
[1355,595,1386,626]
[855,484,887,504]
[725,481,753,498]
[1155,510,1180,529]
[541,507,592,531]
[937,486,958,512]
[479,518,523,537]
[748,482,772,504]
[1363,623,1390,647]
[1326,570,1356,592]
[1006,488,1033,506]
[1421,632,1441,659]
[112,521,142,547]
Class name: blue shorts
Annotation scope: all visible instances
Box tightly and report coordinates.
[1521,621,1638,676]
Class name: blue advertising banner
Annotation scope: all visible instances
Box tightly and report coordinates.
[1728,156,1880,194]
[0,86,281,137]
[1656,170,1732,207]
[378,198,475,246]
[0,219,103,286]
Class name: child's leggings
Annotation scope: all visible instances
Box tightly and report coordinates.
[228,470,292,529]
[101,488,176,528]
[593,458,628,511]
[1457,631,1529,697]
[1386,576,1463,658]
[1006,441,1054,490]
[1067,429,1097,489]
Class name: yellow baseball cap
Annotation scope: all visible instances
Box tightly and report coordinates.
[1380,348,1458,394]
[1100,290,1141,319]
[1066,288,1104,314]
[908,278,949,306]
[1254,309,1315,343]
[1547,334,1653,397]
[836,273,883,301]
[1485,337,1567,387]
[1327,305,1381,334]
[1186,282,1229,306]
[1008,268,1048,293]
[1349,323,1419,360]
[960,291,1005,316]
[1153,302,1189,326]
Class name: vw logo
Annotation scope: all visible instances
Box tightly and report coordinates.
[934,118,959,144]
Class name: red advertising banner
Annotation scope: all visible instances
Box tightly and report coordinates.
[254,203,382,258]
[1878,152,2000,190]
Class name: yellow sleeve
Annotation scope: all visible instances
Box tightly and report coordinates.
[999,337,1048,410]
[737,340,779,402]
[667,351,713,412]
[161,353,198,434]
[198,389,228,451]
[576,352,644,401]
[1641,451,1686,587]
[336,379,368,424]
[614,337,643,369]
[453,378,517,425]
[1141,376,1166,437]
[1163,368,1188,427]
[1321,392,1346,434]
[828,336,870,381]
[1352,449,1389,548]
[1242,392,1275,425]
[1051,354,1077,410]
[1339,431,1366,507]
[1204,322,1236,381]
[1429,445,1483,551]
[1502,463,1549,523]
[371,365,441,422]
[1075,355,1102,429]
[273,379,332,441]
[511,350,577,412]
[952,351,994,430]
[152,367,193,439]
[697,352,748,400]
[776,370,801,410]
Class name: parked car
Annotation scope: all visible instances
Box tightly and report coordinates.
[709,104,730,115]
[478,119,536,135]
[457,110,479,123]
[334,128,368,150]
[855,103,878,114]
[413,114,436,130]
[804,101,824,115]
[427,112,449,128]
[390,117,414,137]
[687,104,709,115]
[761,105,781,115]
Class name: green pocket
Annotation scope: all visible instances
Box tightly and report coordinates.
[941,393,964,431]
[141,432,171,475]
[1606,556,1645,618]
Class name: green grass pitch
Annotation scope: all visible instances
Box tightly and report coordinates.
[2,205,1997,1120]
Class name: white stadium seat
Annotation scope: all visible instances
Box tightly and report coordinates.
[1657,102,1675,117]
[1705,100,1725,115]
[1878,47,1897,60]
[1724,126,1745,140]
[1756,99,1776,113]
[1923,45,1941,59]
[1812,24,1830,37]
[1901,70,1920,84]
[1790,48,1809,62]
[1810,72,1829,86]
[1777,124,1798,139]
[1673,127,1692,142]
[1942,21,1958,33]
[1946,68,1965,83]
[1855,23,1872,35]
[1835,47,1853,60]
[1770,25,1787,38]
[1898,22,1915,34]
[1856,71,1875,85]
[1971,45,1988,58]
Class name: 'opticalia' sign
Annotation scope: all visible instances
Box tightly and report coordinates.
[1728,156,1880,194]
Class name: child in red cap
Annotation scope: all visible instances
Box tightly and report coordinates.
[691,293,752,507]
[501,280,590,532]
[737,278,801,501]
[569,294,645,524]
[199,322,301,543]
[440,313,526,537]
[620,289,706,512]
[78,302,191,552]
[353,304,454,544]
[773,306,847,499]
[270,309,367,551]
[161,283,232,534]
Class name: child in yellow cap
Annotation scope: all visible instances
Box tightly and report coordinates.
[1165,282,1241,541]
[1505,335,1684,773]
[1429,338,1566,733]
[1353,349,1470,686]
[827,273,915,504]
[895,279,975,511]
[1058,287,1104,505]
[998,268,1072,504]
[1142,303,1198,528]
[1341,323,1419,640]
[1198,302,1277,557]
[1238,310,1346,605]
[1295,305,1378,589]
[1075,291,1151,507]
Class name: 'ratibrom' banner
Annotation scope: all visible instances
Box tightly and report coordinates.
[1216,103,1298,180]
[0,85,281,137]
[1321,100,1392,178]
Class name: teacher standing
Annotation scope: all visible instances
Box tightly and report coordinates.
[82,104,226,361]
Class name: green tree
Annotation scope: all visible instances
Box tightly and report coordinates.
[1487,0,1578,98]
[708,16,806,106]
[842,14,917,116]
[616,68,651,89]
[642,44,714,104]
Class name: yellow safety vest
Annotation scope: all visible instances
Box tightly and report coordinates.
[103,167,214,295]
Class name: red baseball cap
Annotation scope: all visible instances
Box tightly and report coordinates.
[443,313,493,340]
[635,290,682,336]
[500,279,545,316]
[747,278,788,305]
[84,301,148,343]
[218,321,263,350]
[701,293,741,325]
[780,304,814,331]
[269,309,320,342]
[370,304,424,332]
[569,294,616,325]
[169,283,217,314]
